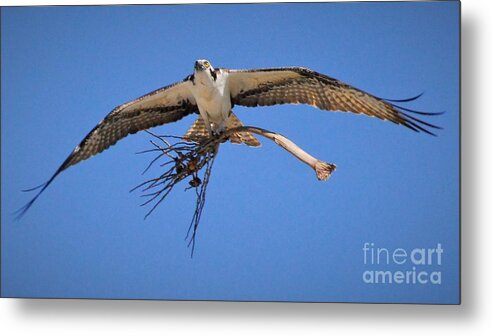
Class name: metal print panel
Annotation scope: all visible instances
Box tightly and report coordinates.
[1,1,460,304]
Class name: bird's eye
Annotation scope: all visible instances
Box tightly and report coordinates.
[204,61,210,68]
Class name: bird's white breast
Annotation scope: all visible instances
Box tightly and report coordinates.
[189,70,232,132]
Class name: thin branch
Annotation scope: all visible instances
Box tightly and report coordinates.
[203,126,337,181]
[237,126,336,181]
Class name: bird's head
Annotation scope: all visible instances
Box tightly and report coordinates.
[194,59,214,73]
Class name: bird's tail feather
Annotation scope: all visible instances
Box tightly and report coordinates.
[183,117,209,143]
[227,113,261,147]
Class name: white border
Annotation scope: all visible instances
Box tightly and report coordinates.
[2,0,490,335]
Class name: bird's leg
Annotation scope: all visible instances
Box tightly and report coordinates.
[208,123,229,144]
[205,122,214,137]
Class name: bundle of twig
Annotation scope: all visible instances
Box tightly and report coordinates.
[132,126,336,256]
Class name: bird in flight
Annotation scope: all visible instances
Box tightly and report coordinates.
[17,59,441,217]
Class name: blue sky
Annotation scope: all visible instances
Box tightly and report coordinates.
[1,2,459,303]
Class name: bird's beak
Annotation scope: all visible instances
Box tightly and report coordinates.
[194,61,204,71]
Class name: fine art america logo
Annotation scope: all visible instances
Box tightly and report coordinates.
[362,243,443,285]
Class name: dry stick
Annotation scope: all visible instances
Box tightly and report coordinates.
[209,126,337,181]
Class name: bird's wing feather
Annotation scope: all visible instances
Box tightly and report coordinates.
[62,79,197,170]
[16,78,197,219]
[227,67,441,135]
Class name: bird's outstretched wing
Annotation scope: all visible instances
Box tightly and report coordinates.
[227,67,442,135]
[17,79,197,218]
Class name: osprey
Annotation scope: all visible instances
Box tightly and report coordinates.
[18,59,440,217]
